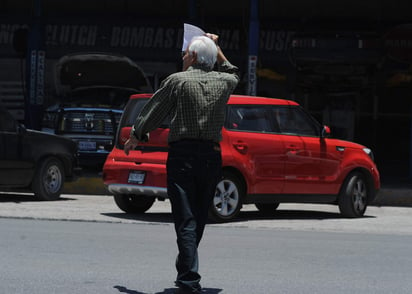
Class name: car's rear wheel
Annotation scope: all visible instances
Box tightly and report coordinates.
[255,203,280,215]
[338,171,368,218]
[32,157,64,201]
[209,171,243,222]
[114,194,155,213]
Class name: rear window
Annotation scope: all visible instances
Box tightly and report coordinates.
[120,98,170,128]
[120,98,150,127]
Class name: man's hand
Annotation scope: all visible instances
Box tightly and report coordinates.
[124,135,139,156]
[205,33,227,64]
[205,33,219,44]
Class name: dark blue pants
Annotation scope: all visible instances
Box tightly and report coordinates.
[167,140,222,291]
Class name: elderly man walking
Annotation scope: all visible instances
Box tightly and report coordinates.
[124,33,239,294]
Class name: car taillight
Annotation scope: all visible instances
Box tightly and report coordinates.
[118,127,132,146]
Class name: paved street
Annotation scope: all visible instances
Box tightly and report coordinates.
[1,192,412,294]
[1,215,412,294]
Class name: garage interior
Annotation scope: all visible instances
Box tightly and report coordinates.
[1,0,412,184]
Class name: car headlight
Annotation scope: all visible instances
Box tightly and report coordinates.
[363,148,375,162]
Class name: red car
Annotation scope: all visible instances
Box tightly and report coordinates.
[103,94,380,222]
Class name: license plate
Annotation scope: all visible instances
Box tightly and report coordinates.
[79,141,96,151]
[128,171,145,184]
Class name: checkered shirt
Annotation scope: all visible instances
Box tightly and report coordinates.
[132,60,239,143]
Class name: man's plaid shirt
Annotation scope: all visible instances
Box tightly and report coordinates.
[132,60,239,143]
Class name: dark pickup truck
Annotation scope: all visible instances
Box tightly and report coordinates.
[0,105,79,200]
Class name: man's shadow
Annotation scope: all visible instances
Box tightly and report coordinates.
[114,285,223,294]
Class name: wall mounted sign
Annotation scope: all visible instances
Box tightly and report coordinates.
[384,24,412,64]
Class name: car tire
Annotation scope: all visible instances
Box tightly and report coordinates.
[338,171,368,218]
[114,194,155,213]
[209,171,243,223]
[255,203,280,215]
[32,157,64,201]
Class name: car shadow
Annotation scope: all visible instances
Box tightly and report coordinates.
[102,208,375,224]
[0,192,76,203]
[237,209,375,221]
[209,209,375,224]
[113,285,223,294]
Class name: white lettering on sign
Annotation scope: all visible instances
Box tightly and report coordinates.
[36,50,45,104]
[29,50,37,104]
[383,25,412,63]
[247,55,257,96]
[214,29,240,50]
[110,26,177,48]
[0,23,295,56]
[260,30,295,51]
[28,50,45,105]
[46,25,98,46]
[385,39,412,48]
[0,24,27,44]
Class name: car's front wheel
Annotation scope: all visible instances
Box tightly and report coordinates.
[32,157,64,201]
[209,171,243,222]
[338,171,368,218]
[114,194,155,213]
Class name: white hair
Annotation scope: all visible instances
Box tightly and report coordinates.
[188,36,218,69]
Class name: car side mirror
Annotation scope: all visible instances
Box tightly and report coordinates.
[321,125,331,138]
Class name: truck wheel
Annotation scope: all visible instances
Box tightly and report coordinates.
[32,157,64,201]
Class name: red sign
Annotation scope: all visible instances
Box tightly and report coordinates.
[384,24,412,63]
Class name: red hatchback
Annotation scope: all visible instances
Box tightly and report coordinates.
[103,94,380,222]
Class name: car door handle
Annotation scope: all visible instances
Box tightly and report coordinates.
[233,141,248,154]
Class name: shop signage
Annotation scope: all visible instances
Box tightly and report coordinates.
[384,24,412,63]
[0,22,294,62]
[247,55,257,96]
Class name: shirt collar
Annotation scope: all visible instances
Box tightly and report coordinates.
[188,63,212,72]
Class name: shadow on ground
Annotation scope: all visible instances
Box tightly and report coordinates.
[113,285,223,294]
[0,193,75,203]
[102,206,375,225]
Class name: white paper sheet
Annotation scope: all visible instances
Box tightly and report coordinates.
[182,23,205,52]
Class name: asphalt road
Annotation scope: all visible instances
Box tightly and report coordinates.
[1,192,412,293]
[1,216,412,294]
